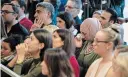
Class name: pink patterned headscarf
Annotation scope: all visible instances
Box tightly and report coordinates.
[80,18,101,40]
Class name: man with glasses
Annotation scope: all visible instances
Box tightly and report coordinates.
[1,3,29,40]
[65,0,82,33]
[11,0,33,31]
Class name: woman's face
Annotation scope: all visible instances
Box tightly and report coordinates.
[52,32,64,48]
[93,31,109,55]
[1,42,11,57]
[57,17,66,29]
[80,30,88,40]
[24,33,41,54]
[41,60,49,75]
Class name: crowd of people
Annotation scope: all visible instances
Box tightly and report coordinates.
[1,0,128,77]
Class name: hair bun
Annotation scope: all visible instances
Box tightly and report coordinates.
[109,24,120,33]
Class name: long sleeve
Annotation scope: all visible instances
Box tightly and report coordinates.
[13,58,42,77]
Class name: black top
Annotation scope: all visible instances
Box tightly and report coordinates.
[6,22,29,40]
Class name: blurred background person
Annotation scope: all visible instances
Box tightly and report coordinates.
[1,34,23,65]
[92,10,102,20]
[41,48,74,77]
[11,0,33,31]
[57,12,78,35]
[65,0,82,33]
[1,3,29,40]
[43,0,61,25]
[112,45,128,77]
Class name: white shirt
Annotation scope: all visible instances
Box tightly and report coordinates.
[122,23,128,44]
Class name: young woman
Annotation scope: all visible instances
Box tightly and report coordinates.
[7,29,52,77]
[85,24,121,77]
[57,12,78,35]
[52,29,80,77]
[1,34,23,58]
[41,48,74,77]
[112,45,128,77]
[1,34,23,66]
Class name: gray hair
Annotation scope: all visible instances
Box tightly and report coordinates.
[36,2,55,18]
[69,0,82,9]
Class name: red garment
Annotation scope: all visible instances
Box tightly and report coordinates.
[70,56,80,77]
[19,17,33,31]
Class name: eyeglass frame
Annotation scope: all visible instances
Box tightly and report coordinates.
[1,10,15,14]
[93,38,109,44]
[64,5,79,9]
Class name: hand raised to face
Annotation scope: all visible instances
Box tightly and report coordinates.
[30,17,44,31]
[16,43,29,63]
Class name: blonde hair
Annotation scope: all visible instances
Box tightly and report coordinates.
[115,46,128,77]
[101,24,121,49]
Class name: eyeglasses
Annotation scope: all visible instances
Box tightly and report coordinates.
[1,10,15,14]
[65,5,78,9]
[93,38,109,44]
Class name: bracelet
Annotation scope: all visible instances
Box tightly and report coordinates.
[16,59,24,64]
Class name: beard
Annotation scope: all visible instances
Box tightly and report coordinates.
[4,21,12,25]
[102,22,112,28]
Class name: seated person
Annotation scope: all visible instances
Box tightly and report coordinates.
[1,34,23,65]
[41,48,74,77]
[7,29,52,77]
[85,24,121,77]
[2,3,29,40]
[92,10,102,20]
[52,29,80,77]
[57,11,78,35]
[112,45,128,77]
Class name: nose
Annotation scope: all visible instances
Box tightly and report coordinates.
[34,12,37,18]
[92,41,96,46]
[24,38,31,44]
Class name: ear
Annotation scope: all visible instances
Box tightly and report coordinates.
[39,43,44,49]
[13,13,18,19]
[107,42,113,50]
[47,11,51,18]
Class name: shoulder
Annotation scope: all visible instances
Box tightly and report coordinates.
[91,58,102,67]
[85,58,102,77]
[106,67,116,77]
[43,25,59,33]
[69,56,78,64]
[23,59,34,66]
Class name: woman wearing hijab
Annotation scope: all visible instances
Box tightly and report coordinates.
[75,18,101,77]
